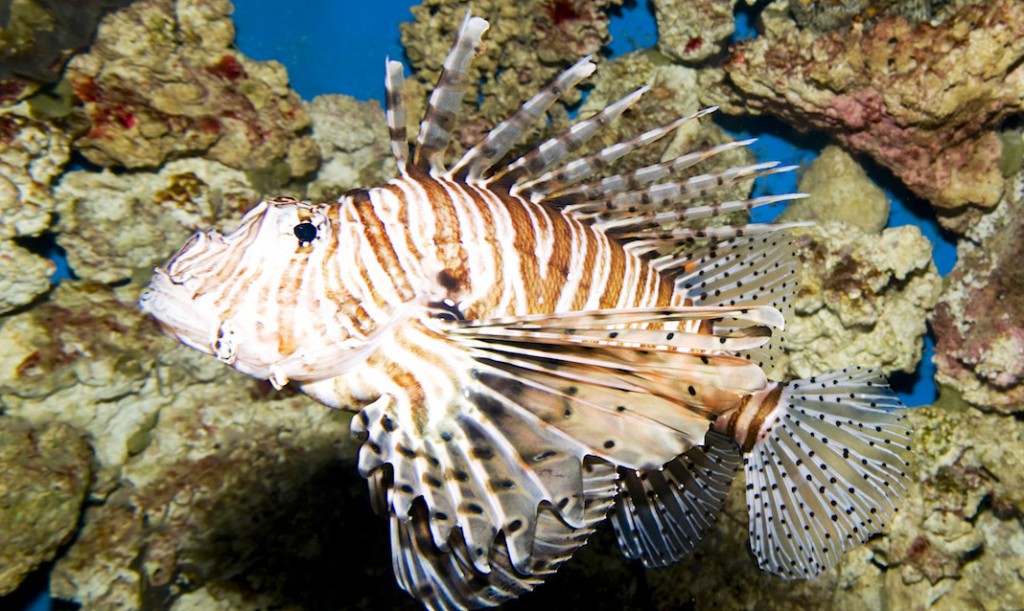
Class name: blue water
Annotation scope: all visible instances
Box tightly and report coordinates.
[14,2,955,608]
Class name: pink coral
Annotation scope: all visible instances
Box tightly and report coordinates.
[703,1,1024,222]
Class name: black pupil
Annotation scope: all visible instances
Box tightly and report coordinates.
[294,222,317,243]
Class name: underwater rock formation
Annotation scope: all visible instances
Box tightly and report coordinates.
[54,158,262,284]
[0,0,129,106]
[0,104,69,313]
[701,0,1024,221]
[783,223,941,380]
[653,0,735,63]
[931,168,1024,414]
[305,94,396,202]
[779,145,889,233]
[65,0,319,178]
[0,416,92,596]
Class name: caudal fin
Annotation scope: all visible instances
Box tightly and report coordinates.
[740,367,913,578]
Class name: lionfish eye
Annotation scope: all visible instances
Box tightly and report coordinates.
[294,222,317,244]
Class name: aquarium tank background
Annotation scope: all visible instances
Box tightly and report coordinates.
[4,0,1023,609]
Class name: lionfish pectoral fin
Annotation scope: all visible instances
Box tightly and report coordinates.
[611,430,740,567]
[738,368,913,579]
[412,12,489,174]
[388,462,618,610]
[442,306,782,472]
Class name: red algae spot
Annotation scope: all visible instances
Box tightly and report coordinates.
[207,55,246,81]
[115,108,136,129]
[546,0,579,26]
[685,37,703,54]
[72,77,102,103]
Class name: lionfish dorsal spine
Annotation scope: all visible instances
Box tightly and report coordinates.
[516,106,719,203]
[385,58,409,174]
[450,56,597,184]
[412,12,489,174]
[491,85,650,188]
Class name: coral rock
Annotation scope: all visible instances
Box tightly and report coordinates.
[653,0,736,63]
[0,105,71,312]
[54,158,262,284]
[67,0,318,177]
[701,0,1024,220]
[932,169,1024,414]
[779,145,890,233]
[305,94,396,202]
[783,222,941,379]
[0,416,92,596]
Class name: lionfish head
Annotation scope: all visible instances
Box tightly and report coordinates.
[141,196,370,385]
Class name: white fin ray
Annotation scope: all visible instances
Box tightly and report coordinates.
[533,135,754,206]
[385,59,409,174]
[449,304,786,332]
[389,462,617,610]
[612,430,741,567]
[593,193,809,235]
[516,108,721,201]
[413,13,490,173]
[743,368,913,579]
[450,56,597,183]
[491,86,650,186]
[556,162,793,214]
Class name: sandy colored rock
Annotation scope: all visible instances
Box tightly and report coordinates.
[654,0,736,63]
[0,104,70,312]
[931,167,1024,414]
[0,416,92,596]
[66,0,318,178]
[305,94,396,202]
[779,145,890,233]
[701,0,1024,221]
[782,222,941,379]
[54,158,262,284]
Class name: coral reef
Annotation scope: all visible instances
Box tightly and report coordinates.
[779,145,890,233]
[653,0,736,63]
[0,0,129,106]
[701,0,1024,222]
[782,222,942,379]
[931,168,1024,414]
[65,0,319,178]
[304,94,396,201]
[0,416,92,596]
[788,0,977,31]
[54,158,262,284]
[0,104,70,313]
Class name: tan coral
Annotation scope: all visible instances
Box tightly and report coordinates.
[54,158,263,284]
[783,222,941,378]
[67,0,318,178]
[0,416,92,596]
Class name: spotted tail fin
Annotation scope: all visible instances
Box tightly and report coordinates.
[412,12,489,173]
[725,367,913,579]
[611,430,740,568]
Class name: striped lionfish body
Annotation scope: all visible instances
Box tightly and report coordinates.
[141,13,914,610]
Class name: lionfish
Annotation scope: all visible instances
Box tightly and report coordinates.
[141,13,913,610]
